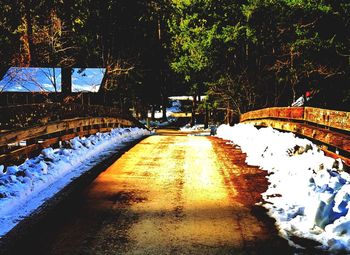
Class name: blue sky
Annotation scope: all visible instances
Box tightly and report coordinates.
[0,67,105,92]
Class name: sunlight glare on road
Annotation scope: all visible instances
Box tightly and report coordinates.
[33,134,292,255]
[184,138,228,202]
[101,135,253,254]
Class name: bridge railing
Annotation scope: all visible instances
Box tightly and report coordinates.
[0,104,146,166]
[240,107,350,164]
[240,107,350,132]
[0,103,131,131]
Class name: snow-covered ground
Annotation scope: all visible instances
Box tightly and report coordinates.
[180,124,209,131]
[141,117,177,128]
[217,124,350,253]
[148,100,182,119]
[141,100,182,128]
[0,127,150,237]
[179,123,217,136]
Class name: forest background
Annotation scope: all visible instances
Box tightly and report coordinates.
[0,0,349,122]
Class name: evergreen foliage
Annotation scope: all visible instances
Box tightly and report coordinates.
[0,0,349,115]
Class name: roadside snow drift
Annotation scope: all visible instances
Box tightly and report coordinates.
[217,124,350,253]
[0,127,150,237]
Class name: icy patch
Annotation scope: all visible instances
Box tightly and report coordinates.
[217,124,350,253]
[0,127,150,237]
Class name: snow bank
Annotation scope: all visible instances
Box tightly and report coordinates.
[0,127,150,237]
[217,124,350,253]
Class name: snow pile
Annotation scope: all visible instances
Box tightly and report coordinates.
[0,127,150,237]
[217,124,350,253]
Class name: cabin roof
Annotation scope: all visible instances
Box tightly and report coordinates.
[0,67,105,93]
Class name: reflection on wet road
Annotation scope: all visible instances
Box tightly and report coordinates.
[12,133,294,254]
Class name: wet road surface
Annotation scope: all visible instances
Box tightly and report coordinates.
[4,132,295,254]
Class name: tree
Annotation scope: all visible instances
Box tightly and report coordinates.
[1,0,349,113]
[168,0,350,117]
[0,1,22,78]
[169,0,255,123]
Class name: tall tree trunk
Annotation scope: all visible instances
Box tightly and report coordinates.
[290,49,297,103]
[157,14,167,123]
[98,68,109,93]
[141,103,147,119]
[191,94,197,127]
[204,103,209,129]
[162,94,167,122]
[134,101,139,118]
[61,67,72,94]
[151,105,156,121]
[226,102,231,125]
[0,66,9,81]
[24,1,35,66]
[18,2,32,67]
[292,84,296,103]
[52,68,58,92]
[120,96,124,114]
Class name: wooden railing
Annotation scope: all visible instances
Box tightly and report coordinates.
[240,107,350,132]
[0,92,115,107]
[0,104,145,166]
[240,107,350,164]
[0,103,132,131]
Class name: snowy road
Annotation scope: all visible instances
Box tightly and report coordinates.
[3,131,295,254]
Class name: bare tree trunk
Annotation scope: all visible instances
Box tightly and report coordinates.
[162,95,167,122]
[52,68,57,92]
[25,7,34,65]
[0,67,9,81]
[292,84,296,103]
[22,0,34,66]
[120,97,124,114]
[204,103,209,129]
[61,67,72,94]
[226,102,231,125]
[98,68,109,93]
[290,49,297,103]
[151,105,156,121]
[157,14,168,123]
[134,101,139,118]
[191,95,197,127]
[141,110,147,120]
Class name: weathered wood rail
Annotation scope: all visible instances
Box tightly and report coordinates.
[0,92,114,107]
[240,107,350,132]
[240,107,350,164]
[0,103,129,131]
[0,104,145,166]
